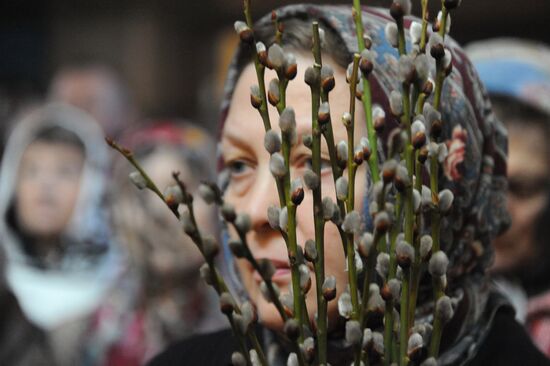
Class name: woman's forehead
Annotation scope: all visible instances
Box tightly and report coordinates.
[224,54,365,143]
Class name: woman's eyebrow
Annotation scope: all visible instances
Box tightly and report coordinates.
[221,128,256,156]
[221,128,248,147]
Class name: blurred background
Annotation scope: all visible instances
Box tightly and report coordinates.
[1,0,549,132]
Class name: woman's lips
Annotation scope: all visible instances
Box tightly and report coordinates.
[252,259,291,284]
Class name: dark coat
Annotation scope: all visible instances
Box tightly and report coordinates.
[148,306,550,366]
[0,291,54,366]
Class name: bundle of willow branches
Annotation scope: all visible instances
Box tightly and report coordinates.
[109,0,462,365]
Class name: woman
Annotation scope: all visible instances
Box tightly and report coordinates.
[0,103,124,365]
[468,39,550,355]
[91,121,224,365]
[151,5,548,365]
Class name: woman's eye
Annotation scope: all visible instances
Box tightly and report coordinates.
[226,159,251,177]
[304,157,332,173]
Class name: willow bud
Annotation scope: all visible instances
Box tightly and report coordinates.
[287,353,299,366]
[304,66,319,86]
[219,292,235,314]
[420,235,433,260]
[269,153,287,178]
[429,250,449,277]
[284,319,300,341]
[304,239,317,262]
[322,276,337,301]
[410,21,423,45]
[413,188,422,213]
[353,145,364,165]
[318,102,331,125]
[267,43,284,69]
[346,320,362,346]
[360,137,371,161]
[336,176,349,201]
[284,53,298,80]
[200,263,213,285]
[428,33,445,60]
[279,107,296,134]
[411,119,427,149]
[389,90,403,116]
[342,211,362,235]
[164,185,184,207]
[415,54,431,81]
[376,252,390,280]
[338,292,353,319]
[398,54,416,84]
[250,85,262,109]
[129,171,147,190]
[422,357,437,366]
[438,189,454,214]
[291,178,304,205]
[299,264,311,293]
[436,295,454,322]
[322,197,336,221]
[396,241,415,269]
[382,159,399,184]
[279,206,288,232]
[231,352,247,366]
[302,133,313,149]
[388,278,402,301]
[303,169,319,190]
[320,65,335,92]
[264,130,281,154]
[267,205,280,229]
[202,235,219,260]
[358,232,375,258]
[258,258,276,279]
[268,79,280,106]
[234,21,253,43]
[337,140,348,168]
[228,239,246,258]
[256,42,267,66]
[235,213,252,233]
[394,164,411,191]
[374,211,391,234]
[385,22,399,48]
[359,49,375,76]
[373,105,386,133]
[181,208,196,236]
[407,332,424,360]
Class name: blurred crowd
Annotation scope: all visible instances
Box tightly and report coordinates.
[0,23,549,366]
[0,63,226,365]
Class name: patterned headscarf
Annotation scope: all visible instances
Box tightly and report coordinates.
[220,5,510,364]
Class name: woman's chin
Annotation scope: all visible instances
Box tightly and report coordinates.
[256,297,285,331]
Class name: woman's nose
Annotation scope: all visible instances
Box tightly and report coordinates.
[246,166,280,234]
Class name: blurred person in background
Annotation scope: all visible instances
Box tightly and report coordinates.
[92,121,224,365]
[48,62,136,139]
[0,103,124,365]
[468,39,550,356]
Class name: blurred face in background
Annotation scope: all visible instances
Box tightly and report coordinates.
[221,53,367,331]
[15,141,84,239]
[492,124,550,273]
[140,147,210,274]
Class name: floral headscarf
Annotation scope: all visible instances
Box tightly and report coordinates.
[219,4,510,365]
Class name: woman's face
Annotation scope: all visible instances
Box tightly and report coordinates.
[141,148,210,273]
[221,53,367,330]
[15,141,84,239]
[492,124,550,273]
